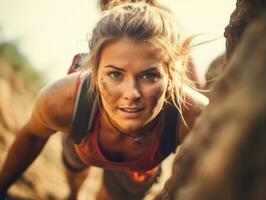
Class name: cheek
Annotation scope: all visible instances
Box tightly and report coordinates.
[99,77,111,96]
[143,83,167,108]
[98,77,120,104]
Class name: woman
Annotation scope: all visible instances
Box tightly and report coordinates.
[0,1,208,200]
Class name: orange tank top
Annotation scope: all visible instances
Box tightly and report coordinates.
[74,111,165,172]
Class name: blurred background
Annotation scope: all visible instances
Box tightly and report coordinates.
[0,0,235,82]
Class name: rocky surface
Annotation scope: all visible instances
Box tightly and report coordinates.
[225,0,266,59]
[157,8,266,200]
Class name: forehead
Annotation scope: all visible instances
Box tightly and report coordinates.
[99,37,165,67]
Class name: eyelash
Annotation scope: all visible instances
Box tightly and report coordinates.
[140,73,159,81]
[107,71,123,80]
[107,71,160,82]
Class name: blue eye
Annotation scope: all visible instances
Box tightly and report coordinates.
[108,71,123,80]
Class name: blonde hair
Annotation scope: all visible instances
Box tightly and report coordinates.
[85,1,193,116]
[99,0,172,13]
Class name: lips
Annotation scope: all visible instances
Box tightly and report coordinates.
[119,107,144,113]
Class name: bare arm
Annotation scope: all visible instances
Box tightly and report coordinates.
[0,73,78,196]
[0,123,51,195]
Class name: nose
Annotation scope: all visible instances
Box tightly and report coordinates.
[123,79,141,100]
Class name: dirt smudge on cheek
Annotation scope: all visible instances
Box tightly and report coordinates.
[99,78,116,102]
[100,78,111,95]
[148,86,166,109]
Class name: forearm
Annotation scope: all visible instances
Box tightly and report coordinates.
[0,130,49,194]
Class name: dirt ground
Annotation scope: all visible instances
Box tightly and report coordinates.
[4,132,175,200]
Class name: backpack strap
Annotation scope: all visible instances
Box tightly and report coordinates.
[160,104,180,157]
[69,74,97,144]
[67,53,88,74]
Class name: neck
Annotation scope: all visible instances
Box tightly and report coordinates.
[102,111,160,142]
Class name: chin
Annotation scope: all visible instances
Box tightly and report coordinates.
[120,122,145,133]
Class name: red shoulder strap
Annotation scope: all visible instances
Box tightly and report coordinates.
[67,53,88,74]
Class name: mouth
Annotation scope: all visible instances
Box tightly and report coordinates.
[118,107,145,113]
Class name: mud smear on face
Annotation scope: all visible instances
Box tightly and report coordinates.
[149,86,166,115]
[100,78,114,101]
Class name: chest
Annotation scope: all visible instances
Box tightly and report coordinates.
[98,125,156,162]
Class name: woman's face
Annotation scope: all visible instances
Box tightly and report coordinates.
[97,37,169,133]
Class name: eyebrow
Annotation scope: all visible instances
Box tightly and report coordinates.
[103,65,159,73]
[104,65,126,72]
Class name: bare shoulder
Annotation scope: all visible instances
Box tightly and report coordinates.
[178,85,209,142]
[31,72,81,134]
[182,85,209,115]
